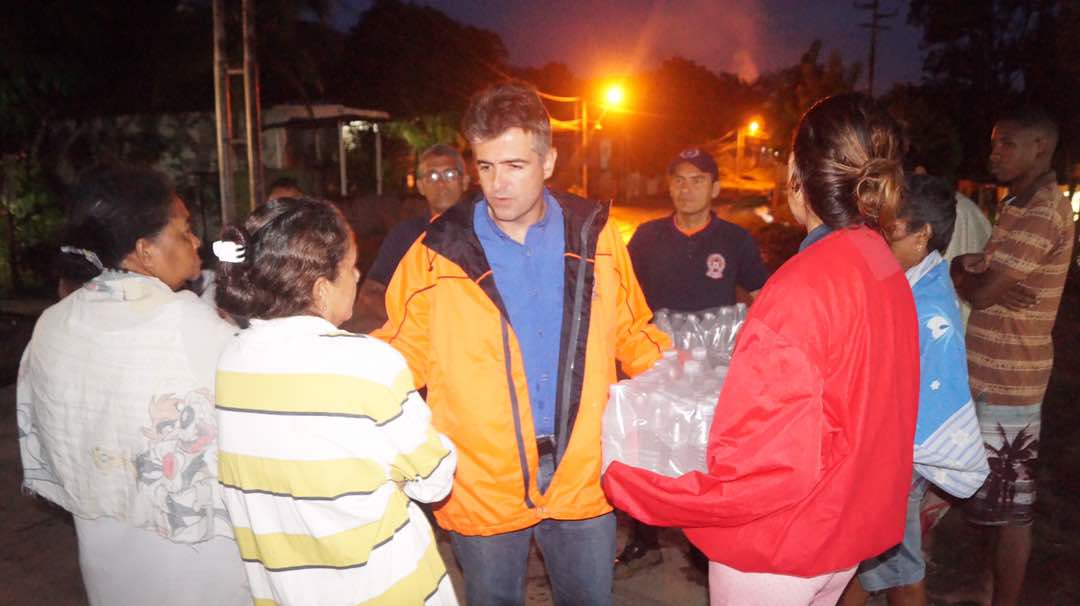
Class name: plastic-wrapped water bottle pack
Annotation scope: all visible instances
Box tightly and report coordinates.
[602,304,747,477]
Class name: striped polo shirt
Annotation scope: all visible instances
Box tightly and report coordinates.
[967,172,1075,405]
[215,316,458,605]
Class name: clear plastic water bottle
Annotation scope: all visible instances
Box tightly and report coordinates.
[640,392,669,473]
[690,398,716,473]
[602,383,630,471]
[669,312,686,336]
[682,315,706,350]
[653,309,671,336]
[700,312,718,356]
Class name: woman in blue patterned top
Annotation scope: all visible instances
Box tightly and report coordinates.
[841,174,990,605]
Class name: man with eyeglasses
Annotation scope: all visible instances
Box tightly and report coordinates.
[351,144,471,332]
[617,146,768,578]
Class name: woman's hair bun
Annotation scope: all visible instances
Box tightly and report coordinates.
[224,224,248,245]
[792,93,905,232]
[214,197,352,322]
[855,156,903,228]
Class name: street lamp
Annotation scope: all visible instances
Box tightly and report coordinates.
[735,118,764,199]
[604,84,626,106]
[538,83,627,196]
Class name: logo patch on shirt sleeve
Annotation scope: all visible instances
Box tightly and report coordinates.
[706,252,726,280]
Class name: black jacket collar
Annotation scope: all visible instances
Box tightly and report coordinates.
[423,189,609,282]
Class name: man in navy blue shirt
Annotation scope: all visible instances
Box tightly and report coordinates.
[617,147,769,577]
[350,144,470,332]
[628,147,768,312]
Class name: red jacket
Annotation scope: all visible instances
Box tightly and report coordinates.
[603,226,919,576]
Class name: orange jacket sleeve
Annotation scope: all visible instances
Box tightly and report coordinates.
[606,224,671,377]
[370,237,434,389]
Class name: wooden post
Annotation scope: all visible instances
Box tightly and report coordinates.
[241,0,263,208]
[211,0,235,224]
[375,125,383,196]
[581,100,589,197]
[338,119,348,197]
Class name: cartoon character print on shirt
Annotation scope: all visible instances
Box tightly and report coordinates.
[133,388,220,540]
[705,252,726,280]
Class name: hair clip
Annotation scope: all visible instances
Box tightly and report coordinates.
[212,240,246,263]
[60,246,104,271]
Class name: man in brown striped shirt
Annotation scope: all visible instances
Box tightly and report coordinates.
[944,106,1074,606]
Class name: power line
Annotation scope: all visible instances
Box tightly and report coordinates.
[855,0,898,97]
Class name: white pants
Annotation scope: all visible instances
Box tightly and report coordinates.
[75,516,251,606]
[709,561,857,606]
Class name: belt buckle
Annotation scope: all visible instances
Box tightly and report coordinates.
[536,435,556,457]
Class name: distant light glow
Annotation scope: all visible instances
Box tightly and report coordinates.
[754,204,774,224]
[747,120,761,136]
[604,85,625,106]
[1070,189,1079,222]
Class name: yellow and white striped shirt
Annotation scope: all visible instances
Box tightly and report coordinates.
[216,316,457,605]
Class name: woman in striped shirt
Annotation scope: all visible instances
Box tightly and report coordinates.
[214,197,458,605]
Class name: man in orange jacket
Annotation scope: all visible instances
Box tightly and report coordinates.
[372,80,668,605]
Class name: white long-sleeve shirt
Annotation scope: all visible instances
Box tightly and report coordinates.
[18,271,238,542]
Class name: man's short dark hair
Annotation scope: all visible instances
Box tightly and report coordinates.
[997,105,1059,145]
[269,176,301,192]
[462,80,552,157]
[419,144,466,174]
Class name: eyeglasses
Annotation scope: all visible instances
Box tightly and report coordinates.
[419,168,462,184]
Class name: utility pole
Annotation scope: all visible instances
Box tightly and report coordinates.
[855,0,897,97]
[580,100,589,196]
[537,90,589,196]
[212,0,264,225]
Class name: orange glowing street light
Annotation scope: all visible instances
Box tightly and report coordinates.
[735,118,765,198]
[603,84,626,107]
[537,82,629,195]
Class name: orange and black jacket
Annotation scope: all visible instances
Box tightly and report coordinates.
[373,190,669,536]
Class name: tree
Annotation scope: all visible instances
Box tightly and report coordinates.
[882,83,963,180]
[253,0,345,105]
[513,62,583,123]
[626,57,764,173]
[337,0,509,118]
[757,40,862,154]
[908,0,1080,178]
[386,112,465,176]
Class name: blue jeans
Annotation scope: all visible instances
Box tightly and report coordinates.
[857,473,928,591]
[449,455,616,605]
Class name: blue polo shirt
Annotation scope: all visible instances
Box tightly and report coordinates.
[474,191,565,437]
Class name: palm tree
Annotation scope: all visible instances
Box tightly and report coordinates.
[982,423,1039,513]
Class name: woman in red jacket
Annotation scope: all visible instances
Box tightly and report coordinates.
[603,93,920,605]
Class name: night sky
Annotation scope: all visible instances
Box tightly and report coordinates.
[334,0,924,90]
